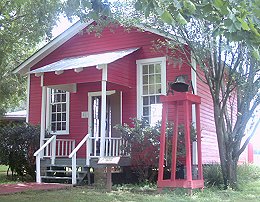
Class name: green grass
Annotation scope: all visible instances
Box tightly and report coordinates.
[0,165,8,172]
[0,180,260,202]
[0,165,21,184]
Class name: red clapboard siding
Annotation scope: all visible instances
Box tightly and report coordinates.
[29,74,42,125]
[31,23,249,163]
[196,67,220,163]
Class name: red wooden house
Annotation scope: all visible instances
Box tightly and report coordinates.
[14,20,248,185]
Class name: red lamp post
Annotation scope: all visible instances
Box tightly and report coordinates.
[157,92,204,193]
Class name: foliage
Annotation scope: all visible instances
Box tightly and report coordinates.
[115,118,196,182]
[237,164,260,186]
[0,123,40,180]
[0,0,62,115]
[115,118,160,182]
[203,164,224,188]
[67,0,260,190]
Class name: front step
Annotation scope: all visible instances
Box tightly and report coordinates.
[41,164,92,185]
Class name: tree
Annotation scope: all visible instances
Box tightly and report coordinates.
[64,0,260,189]
[0,123,40,180]
[0,0,62,115]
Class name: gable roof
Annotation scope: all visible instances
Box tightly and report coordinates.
[13,20,175,75]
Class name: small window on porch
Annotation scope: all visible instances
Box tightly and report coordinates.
[137,57,166,124]
[48,89,70,134]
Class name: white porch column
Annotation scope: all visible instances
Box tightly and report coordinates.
[40,76,47,148]
[191,54,198,165]
[97,64,108,157]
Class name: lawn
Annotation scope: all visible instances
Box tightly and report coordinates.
[0,180,260,202]
[0,165,21,184]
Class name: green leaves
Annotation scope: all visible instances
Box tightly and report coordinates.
[183,0,196,13]
[161,10,174,24]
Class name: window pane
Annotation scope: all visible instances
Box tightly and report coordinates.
[155,63,161,73]
[143,97,149,105]
[149,85,155,94]
[57,123,61,131]
[51,123,56,131]
[62,94,66,102]
[52,105,56,112]
[149,75,155,84]
[57,113,61,121]
[150,96,155,104]
[62,113,66,121]
[143,75,148,84]
[57,104,61,111]
[143,65,148,74]
[52,114,56,122]
[143,85,148,95]
[156,95,161,103]
[155,74,161,83]
[149,64,154,74]
[62,122,66,130]
[143,106,150,116]
[62,103,66,112]
[156,84,161,94]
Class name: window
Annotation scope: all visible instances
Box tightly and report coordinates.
[137,57,166,124]
[47,89,70,134]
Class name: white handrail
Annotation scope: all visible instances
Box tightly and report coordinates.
[34,135,57,183]
[34,135,56,156]
[69,134,90,158]
[69,134,90,185]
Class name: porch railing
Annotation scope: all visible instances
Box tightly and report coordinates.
[34,135,57,183]
[43,138,75,157]
[89,137,129,157]
[69,134,90,185]
[34,136,76,183]
[69,135,129,185]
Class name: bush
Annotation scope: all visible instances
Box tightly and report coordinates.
[203,163,224,188]
[115,118,197,183]
[237,164,260,185]
[115,118,161,182]
[0,123,40,180]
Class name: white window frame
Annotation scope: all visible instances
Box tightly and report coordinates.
[46,88,70,135]
[136,57,167,122]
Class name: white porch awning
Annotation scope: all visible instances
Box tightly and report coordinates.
[29,48,139,74]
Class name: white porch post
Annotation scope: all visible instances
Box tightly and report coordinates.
[40,77,47,148]
[97,64,108,157]
[191,54,198,165]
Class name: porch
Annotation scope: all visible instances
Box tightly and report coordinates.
[34,135,130,185]
[31,48,139,185]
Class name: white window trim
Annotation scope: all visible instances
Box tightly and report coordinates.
[136,57,166,120]
[46,88,70,135]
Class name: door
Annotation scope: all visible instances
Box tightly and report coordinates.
[89,91,121,139]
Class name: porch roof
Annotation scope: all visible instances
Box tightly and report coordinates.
[29,48,139,74]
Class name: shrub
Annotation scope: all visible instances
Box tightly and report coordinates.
[0,123,40,180]
[237,164,260,185]
[115,118,197,183]
[203,163,224,188]
[115,118,160,182]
